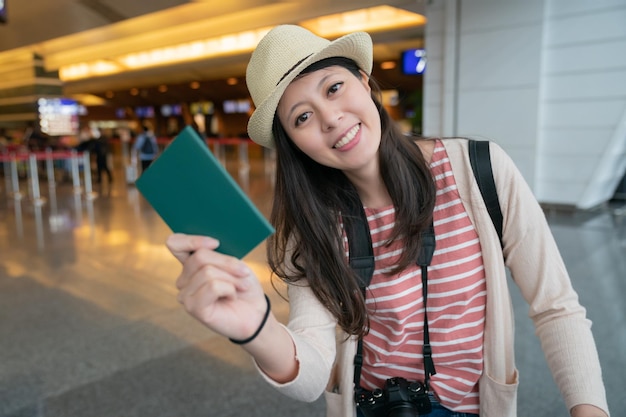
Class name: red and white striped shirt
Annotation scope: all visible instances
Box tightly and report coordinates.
[347,140,486,413]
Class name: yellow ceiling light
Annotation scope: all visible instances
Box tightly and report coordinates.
[119,28,272,69]
[59,27,272,82]
[70,94,108,106]
[60,60,121,80]
[300,6,426,38]
[57,6,425,83]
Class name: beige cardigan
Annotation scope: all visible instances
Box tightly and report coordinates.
[258,139,609,417]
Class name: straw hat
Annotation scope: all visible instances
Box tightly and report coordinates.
[246,25,373,148]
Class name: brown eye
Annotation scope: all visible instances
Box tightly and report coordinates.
[295,112,311,127]
[328,82,342,95]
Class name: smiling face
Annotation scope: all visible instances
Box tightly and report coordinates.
[276,65,382,177]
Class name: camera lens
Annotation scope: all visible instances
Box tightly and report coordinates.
[386,402,419,417]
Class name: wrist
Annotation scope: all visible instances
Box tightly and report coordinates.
[570,404,608,417]
[229,294,271,345]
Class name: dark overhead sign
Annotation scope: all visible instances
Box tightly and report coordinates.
[0,0,6,24]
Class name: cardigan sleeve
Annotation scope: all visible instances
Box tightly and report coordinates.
[255,281,338,403]
[490,142,610,415]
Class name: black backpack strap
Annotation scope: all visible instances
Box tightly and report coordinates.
[343,196,374,392]
[343,196,375,289]
[468,139,504,248]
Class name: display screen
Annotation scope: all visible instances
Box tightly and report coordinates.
[402,49,426,75]
[0,0,7,24]
[135,106,155,118]
[223,99,251,114]
[38,98,80,136]
[160,104,182,117]
[190,101,214,115]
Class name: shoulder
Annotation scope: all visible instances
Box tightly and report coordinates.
[439,137,469,154]
[414,137,480,163]
[413,137,437,164]
[438,138,519,180]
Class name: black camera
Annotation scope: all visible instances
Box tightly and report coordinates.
[355,377,432,417]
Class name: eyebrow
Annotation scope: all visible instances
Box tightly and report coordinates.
[284,73,334,121]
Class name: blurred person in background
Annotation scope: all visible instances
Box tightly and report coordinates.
[133,124,158,173]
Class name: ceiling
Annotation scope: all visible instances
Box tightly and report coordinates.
[0,0,427,108]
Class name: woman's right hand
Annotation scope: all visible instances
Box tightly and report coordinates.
[165,233,269,342]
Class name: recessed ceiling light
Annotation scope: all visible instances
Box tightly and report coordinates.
[300,6,426,37]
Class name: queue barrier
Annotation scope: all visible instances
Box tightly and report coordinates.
[145,136,254,169]
[0,148,95,205]
[122,136,258,169]
[206,137,251,169]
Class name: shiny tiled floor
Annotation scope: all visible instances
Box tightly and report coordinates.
[1,151,624,417]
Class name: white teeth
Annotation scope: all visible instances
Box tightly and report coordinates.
[334,125,360,149]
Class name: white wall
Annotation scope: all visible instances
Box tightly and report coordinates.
[424,0,626,208]
[538,0,626,208]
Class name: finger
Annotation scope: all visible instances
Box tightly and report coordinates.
[177,263,243,303]
[188,248,251,279]
[180,277,238,320]
[166,233,219,263]
[176,249,252,291]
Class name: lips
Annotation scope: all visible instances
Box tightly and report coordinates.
[333,124,360,149]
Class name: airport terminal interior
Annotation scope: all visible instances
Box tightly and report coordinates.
[1,1,625,416]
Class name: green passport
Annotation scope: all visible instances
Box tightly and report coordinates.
[135,125,274,259]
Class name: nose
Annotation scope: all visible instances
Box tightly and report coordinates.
[319,104,342,131]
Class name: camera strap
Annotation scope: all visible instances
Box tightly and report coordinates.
[345,197,437,392]
[417,224,437,389]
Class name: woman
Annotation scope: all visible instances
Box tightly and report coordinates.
[166,25,609,417]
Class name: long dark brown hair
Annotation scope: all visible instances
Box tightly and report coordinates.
[267,57,436,338]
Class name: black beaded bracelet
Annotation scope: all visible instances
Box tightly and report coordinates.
[229,294,271,345]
